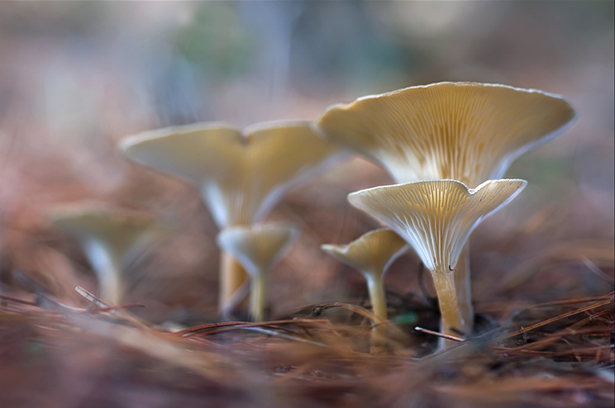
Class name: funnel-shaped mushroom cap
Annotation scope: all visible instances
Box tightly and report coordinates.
[50,203,163,269]
[348,179,527,273]
[317,82,576,185]
[216,224,299,276]
[119,121,344,227]
[321,228,407,276]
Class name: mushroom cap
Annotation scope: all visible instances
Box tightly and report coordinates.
[118,121,344,227]
[321,228,408,276]
[50,202,163,268]
[316,82,576,186]
[216,223,299,276]
[348,179,527,274]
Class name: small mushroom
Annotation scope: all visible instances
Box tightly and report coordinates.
[50,203,164,305]
[348,179,527,346]
[321,228,408,320]
[316,81,576,332]
[216,223,299,322]
[118,121,344,312]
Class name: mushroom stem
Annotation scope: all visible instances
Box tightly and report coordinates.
[219,251,249,313]
[365,273,387,320]
[454,244,474,334]
[431,270,470,348]
[365,273,389,353]
[250,269,267,322]
[84,241,124,305]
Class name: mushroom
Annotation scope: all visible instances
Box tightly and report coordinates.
[118,121,344,313]
[321,228,408,320]
[348,179,527,345]
[315,82,576,185]
[316,81,576,333]
[216,223,299,322]
[50,203,164,305]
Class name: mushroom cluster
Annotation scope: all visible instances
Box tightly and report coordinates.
[317,82,575,345]
[46,81,575,350]
[348,179,526,345]
[118,121,344,317]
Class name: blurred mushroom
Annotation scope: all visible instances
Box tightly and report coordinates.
[118,121,344,314]
[316,81,576,331]
[348,179,527,346]
[50,203,164,305]
[216,223,299,322]
[321,228,408,320]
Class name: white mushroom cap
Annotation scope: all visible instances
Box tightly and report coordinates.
[118,121,344,227]
[316,82,576,186]
[216,223,299,276]
[50,202,163,269]
[348,179,527,274]
[321,228,407,277]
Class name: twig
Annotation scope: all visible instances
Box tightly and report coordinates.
[414,326,464,342]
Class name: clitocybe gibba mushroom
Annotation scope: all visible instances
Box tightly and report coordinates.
[118,121,343,313]
[316,82,576,185]
[321,228,407,320]
[348,179,527,346]
[216,223,299,322]
[316,81,576,333]
[50,203,163,305]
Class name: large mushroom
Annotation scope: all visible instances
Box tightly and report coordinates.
[216,223,299,322]
[316,82,575,185]
[118,121,344,314]
[316,82,576,333]
[349,179,527,346]
[50,203,164,305]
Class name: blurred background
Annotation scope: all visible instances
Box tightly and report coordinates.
[0,1,612,320]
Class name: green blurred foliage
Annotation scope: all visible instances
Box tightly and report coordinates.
[174,3,256,79]
[292,2,417,95]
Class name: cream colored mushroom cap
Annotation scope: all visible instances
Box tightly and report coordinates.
[316,82,576,186]
[216,223,299,276]
[49,202,163,267]
[118,121,344,227]
[321,228,407,275]
[348,179,527,274]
